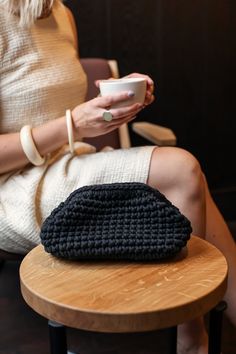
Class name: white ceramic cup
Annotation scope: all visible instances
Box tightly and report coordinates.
[99,77,147,108]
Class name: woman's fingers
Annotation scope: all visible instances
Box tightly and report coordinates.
[144,91,155,106]
[96,94,142,123]
[104,103,142,121]
[103,115,137,133]
[96,91,136,108]
[108,115,136,127]
[123,73,155,107]
[144,79,155,105]
[98,102,141,132]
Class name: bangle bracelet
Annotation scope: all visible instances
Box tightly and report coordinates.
[66,109,74,154]
[20,125,46,166]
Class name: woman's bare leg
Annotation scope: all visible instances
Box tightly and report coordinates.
[147,147,206,236]
[148,147,236,327]
[146,147,210,354]
[203,175,236,326]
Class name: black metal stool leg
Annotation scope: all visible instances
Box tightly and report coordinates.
[48,320,68,354]
[208,301,227,354]
[48,321,78,354]
[169,326,177,354]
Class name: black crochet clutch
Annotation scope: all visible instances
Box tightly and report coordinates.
[40,182,192,261]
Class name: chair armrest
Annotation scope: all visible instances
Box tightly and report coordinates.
[132,121,177,146]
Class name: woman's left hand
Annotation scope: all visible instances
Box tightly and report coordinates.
[95,73,155,107]
[124,73,155,106]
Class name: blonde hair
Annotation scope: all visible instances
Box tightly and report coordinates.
[0,0,59,27]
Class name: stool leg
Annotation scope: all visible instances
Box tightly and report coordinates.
[169,326,177,354]
[48,320,68,354]
[208,301,227,354]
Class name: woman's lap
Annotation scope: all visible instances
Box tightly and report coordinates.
[0,145,155,253]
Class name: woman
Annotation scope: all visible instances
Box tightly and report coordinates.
[0,1,235,353]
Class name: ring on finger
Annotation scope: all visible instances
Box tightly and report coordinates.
[102,110,113,122]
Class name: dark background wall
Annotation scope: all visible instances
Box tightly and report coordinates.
[65,0,236,218]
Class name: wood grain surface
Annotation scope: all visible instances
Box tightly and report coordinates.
[20,236,227,333]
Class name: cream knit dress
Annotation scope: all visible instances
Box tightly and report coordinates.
[0,2,155,254]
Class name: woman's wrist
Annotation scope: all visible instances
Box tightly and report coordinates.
[71,108,83,141]
[0,116,69,175]
[31,116,68,156]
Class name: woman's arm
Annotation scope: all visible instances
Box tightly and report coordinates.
[0,7,155,176]
[0,92,143,175]
[0,115,68,174]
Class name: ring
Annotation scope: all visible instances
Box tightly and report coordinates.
[102,110,113,122]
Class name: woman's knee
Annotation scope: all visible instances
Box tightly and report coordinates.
[148,147,205,201]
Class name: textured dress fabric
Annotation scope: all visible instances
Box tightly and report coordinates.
[0,2,155,254]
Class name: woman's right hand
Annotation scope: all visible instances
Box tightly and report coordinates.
[71,91,143,139]
[0,92,141,174]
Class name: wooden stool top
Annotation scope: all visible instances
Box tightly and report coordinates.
[20,236,227,333]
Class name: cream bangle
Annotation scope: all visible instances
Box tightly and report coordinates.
[20,125,46,166]
[66,109,74,153]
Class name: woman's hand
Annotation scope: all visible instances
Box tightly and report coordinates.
[124,73,155,106]
[95,73,155,107]
[71,91,143,139]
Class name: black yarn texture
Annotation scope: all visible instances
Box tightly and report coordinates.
[40,182,192,261]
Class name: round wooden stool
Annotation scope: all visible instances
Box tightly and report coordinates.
[20,236,228,354]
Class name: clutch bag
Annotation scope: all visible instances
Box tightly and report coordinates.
[40,182,192,261]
